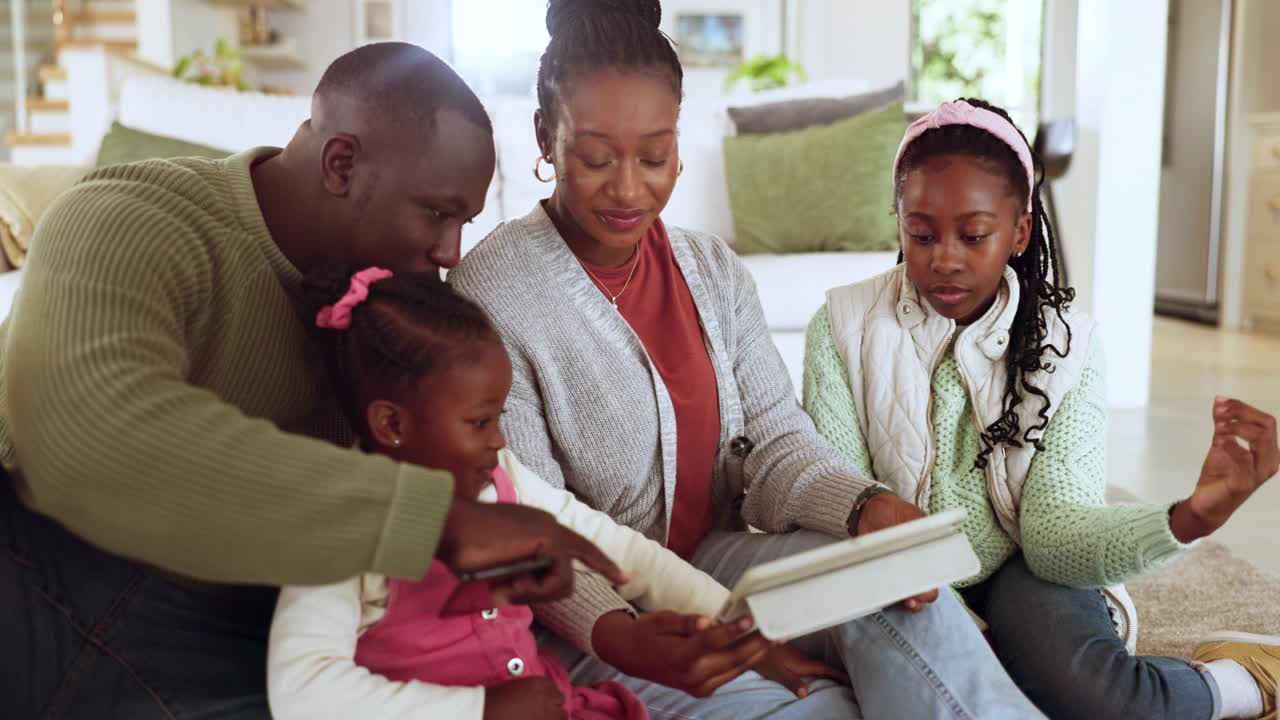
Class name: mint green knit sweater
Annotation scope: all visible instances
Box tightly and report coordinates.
[803,304,1190,588]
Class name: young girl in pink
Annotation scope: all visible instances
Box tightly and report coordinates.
[266,268,762,720]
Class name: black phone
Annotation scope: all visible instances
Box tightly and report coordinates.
[455,556,554,584]
[443,556,556,616]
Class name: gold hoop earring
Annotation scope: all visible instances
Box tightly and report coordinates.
[534,155,556,183]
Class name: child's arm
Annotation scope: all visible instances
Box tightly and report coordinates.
[802,304,876,478]
[1019,346,1193,587]
[489,343,638,656]
[500,451,730,618]
[267,577,486,720]
[504,448,771,692]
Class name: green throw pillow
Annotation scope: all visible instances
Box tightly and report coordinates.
[96,122,229,168]
[724,100,906,254]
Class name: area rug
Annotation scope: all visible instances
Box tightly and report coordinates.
[1129,541,1280,657]
[1109,489,1280,658]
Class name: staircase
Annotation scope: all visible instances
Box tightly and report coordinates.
[4,1,139,165]
[1,1,55,161]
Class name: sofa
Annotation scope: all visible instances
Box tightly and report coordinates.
[1,73,900,391]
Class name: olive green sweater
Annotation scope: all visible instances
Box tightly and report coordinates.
[0,148,452,586]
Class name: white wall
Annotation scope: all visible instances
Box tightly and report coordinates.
[147,0,421,97]
[250,0,459,96]
[1040,0,1077,121]
[134,0,176,68]
[791,0,910,91]
[258,0,354,94]
[405,0,453,59]
[239,0,862,99]
[1040,0,1093,303]
[135,0,238,71]
[1051,0,1097,310]
[667,0,914,96]
[1056,0,1170,408]
[660,0,785,97]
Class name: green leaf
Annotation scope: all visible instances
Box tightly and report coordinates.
[722,53,807,94]
[173,56,191,78]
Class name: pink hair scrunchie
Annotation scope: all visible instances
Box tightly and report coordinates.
[315,267,394,330]
[893,100,1036,212]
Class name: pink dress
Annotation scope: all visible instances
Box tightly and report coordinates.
[354,468,648,720]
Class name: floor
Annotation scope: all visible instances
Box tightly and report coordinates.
[1110,317,1280,576]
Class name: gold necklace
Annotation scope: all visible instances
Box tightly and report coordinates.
[580,248,641,309]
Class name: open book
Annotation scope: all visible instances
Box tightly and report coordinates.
[716,509,979,640]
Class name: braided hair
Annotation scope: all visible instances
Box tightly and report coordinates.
[303,267,499,431]
[894,98,1075,468]
[537,0,683,130]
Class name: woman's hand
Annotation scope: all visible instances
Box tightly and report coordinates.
[854,493,940,611]
[1170,397,1279,542]
[752,643,847,698]
[483,677,565,720]
[592,610,774,698]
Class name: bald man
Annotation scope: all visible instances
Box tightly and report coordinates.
[0,43,621,719]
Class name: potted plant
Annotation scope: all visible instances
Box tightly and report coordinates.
[723,54,808,94]
[173,39,250,92]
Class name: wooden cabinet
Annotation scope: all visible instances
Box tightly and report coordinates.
[1244,115,1280,331]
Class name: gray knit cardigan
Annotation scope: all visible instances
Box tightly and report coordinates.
[449,204,876,651]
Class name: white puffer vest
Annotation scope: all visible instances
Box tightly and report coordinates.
[826,265,1137,651]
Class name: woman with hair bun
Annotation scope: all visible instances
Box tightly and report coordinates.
[450,1,1044,717]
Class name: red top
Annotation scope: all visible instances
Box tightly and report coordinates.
[579,220,722,560]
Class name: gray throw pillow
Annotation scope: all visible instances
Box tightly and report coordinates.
[728,81,906,136]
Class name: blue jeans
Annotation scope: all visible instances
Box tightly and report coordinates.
[1,472,275,719]
[962,553,1221,720]
[545,529,1044,719]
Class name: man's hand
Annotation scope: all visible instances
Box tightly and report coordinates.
[483,677,565,720]
[853,492,939,611]
[592,610,774,698]
[1170,397,1279,542]
[437,497,627,606]
[753,643,847,698]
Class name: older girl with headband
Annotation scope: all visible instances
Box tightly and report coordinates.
[804,97,1280,720]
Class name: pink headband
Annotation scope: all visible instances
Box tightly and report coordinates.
[315,267,394,330]
[893,100,1036,212]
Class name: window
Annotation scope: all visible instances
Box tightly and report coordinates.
[450,0,548,96]
[910,0,1044,130]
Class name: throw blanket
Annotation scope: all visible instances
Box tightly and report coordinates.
[0,164,88,268]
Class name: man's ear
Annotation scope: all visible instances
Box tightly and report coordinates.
[320,133,361,197]
[366,399,406,450]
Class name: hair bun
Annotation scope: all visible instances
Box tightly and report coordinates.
[546,0,662,37]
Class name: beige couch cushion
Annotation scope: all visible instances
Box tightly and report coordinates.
[0,164,89,268]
